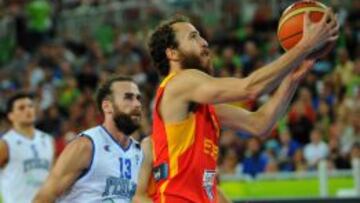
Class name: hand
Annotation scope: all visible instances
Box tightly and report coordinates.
[290,59,316,82]
[298,8,339,57]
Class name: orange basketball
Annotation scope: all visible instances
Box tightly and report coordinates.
[277,0,335,57]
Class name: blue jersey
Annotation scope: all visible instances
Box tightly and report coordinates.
[57,126,143,203]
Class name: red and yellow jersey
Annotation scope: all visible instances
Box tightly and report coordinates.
[151,73,221,203]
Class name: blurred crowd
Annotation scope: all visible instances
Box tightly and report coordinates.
[0,0,359,177]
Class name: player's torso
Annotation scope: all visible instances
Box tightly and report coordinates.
[0,129,54,203]
[152,74,220,203]
[58,126,143,203]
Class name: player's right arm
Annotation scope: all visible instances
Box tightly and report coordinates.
[168,9,338,104]
[132,137,153,203]
[0,140,9,168]
[33,136,93,203]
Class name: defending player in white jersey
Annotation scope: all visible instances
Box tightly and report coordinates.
[0,92,54,203]
[34,76,143,203]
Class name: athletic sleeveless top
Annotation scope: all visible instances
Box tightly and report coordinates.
[151,73,220,203]
[0,129,53,203]
[57,126,143,203]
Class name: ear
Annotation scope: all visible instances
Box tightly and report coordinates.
[165,48,180,61]
[102,100,113,114]
[7,112,13,123]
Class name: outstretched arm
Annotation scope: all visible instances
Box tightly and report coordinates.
[215,60,315,136]
[132,137,153,203]
[33,137,92,203]
[242,9,338,95]
[169,10,338,105]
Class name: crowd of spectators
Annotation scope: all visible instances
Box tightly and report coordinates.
[0,0,359,177]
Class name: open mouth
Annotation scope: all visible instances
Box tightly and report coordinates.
[131,112,141,119]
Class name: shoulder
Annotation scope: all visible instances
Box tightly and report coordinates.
[80,126,102,138]
[164,69,213,98]
[53,136,93,175]
[80,126,100,135]
[1,130,14,139]
[36,129,54,140]
[320,142,328,148]
[140,137,152,150]
[168,69,211,88]
[304,144,312,151]
[0,130,18,145]
[66,136,93,154]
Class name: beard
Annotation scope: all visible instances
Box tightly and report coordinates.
[179,50,212,74]
[112,106,141,135]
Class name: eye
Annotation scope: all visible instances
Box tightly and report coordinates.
[136,95,142,102]
[124,94,133,100]
[189,32,197,39]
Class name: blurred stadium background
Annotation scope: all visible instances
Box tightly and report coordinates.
[0,0,359,202]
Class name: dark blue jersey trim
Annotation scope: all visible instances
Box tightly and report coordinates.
[77,134,95,180]
[100,125,132,152]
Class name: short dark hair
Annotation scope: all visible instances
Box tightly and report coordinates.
[96,76,133,114]
[148,16,189,76]
[6,92,34,115]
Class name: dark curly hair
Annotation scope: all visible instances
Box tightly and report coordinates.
[148,16,190,76]
[6,92,34,115]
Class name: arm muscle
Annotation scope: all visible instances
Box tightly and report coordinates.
[33,136,93,203]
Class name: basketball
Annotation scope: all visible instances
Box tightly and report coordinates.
[277,0,335,57]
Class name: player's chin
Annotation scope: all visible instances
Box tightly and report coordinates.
[22,120,35,125]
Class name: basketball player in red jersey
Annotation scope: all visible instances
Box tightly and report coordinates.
[145,9,338,203]
[133,138,232,203]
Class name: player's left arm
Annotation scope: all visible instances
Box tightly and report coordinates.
[215,60,314,136]
[132,137,153,203]
[33,136,93,203]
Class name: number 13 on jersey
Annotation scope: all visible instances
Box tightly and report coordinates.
[119,158,131,179]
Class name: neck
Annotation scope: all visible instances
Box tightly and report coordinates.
[13,124,35,138]
[313,141,320,145]
[102,119,130,149]
[169,62,183,75]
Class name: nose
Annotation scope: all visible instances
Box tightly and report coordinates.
[133,98,142,109]
[200,37,209,48]
[26,105,35,114]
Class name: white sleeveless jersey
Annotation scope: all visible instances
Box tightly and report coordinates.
[0,129,54,203]
[57,125,143,203]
